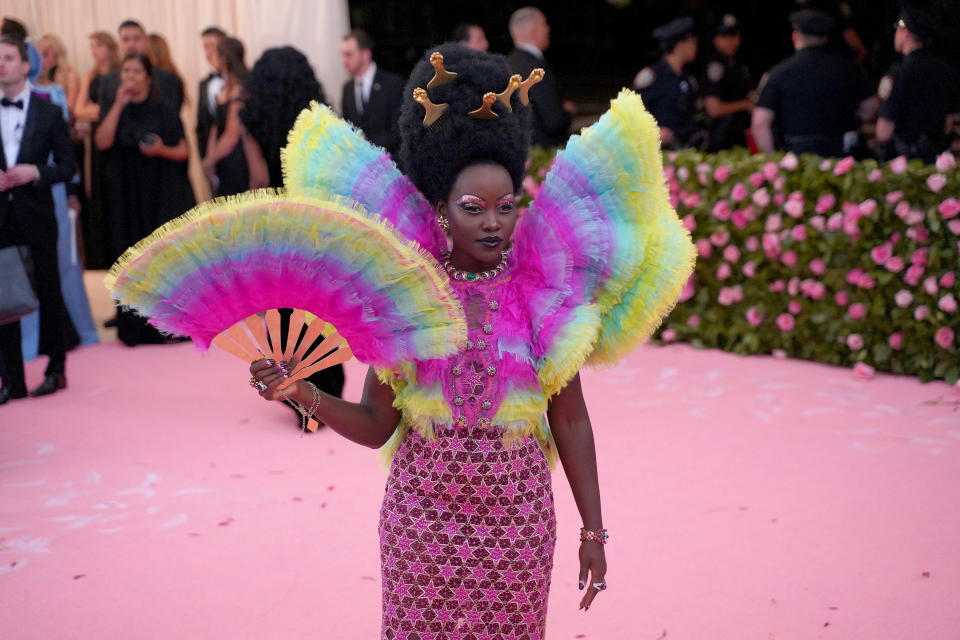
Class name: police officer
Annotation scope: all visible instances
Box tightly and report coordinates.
[702,14,754,151]
[875,5,960,163]
[752,10,875,157]
[634,16,700,149]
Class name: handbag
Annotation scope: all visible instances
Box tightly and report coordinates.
[0,245,39,326]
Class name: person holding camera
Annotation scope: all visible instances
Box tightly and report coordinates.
[94,52,195,346]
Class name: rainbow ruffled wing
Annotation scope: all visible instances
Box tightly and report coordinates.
[513,89,696,396]
[106,191,466,370]
[282,101,447,258]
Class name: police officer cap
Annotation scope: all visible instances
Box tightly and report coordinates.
[899,5,939,43]
[789,9,834,36]
[653,16,696,49]
[715,13,740,36]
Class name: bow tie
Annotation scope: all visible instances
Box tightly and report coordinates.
[1,97,24,110]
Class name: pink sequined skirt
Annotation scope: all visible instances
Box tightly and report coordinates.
[379,426,557,640]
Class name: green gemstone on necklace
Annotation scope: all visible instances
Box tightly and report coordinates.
[466,272,478,281]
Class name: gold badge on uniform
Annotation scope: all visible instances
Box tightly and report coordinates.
[707,61,725,83]
[634,67,655,89]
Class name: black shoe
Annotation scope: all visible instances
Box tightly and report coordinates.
[0,383,28,405]
[30,374,67,397]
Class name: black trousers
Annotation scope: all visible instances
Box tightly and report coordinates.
[0,212,77,387]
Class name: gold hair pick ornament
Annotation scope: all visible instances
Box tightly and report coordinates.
[413,87,449,127]
[495,75,522,112]
[468,92,499,120]
[426,52,457,89]
[518,68,545,106]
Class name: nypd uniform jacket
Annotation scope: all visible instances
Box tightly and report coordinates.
[879,48,960,163]
[756,46,872,157]
[635,59,698,147]
[702,51,752,151]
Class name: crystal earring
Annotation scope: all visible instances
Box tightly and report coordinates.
[437,215,449,230]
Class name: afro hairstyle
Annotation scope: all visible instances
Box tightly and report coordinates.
[398,43,532,205]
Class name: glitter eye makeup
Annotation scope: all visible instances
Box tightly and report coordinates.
[495,194,516,206]
[456,195,487,208]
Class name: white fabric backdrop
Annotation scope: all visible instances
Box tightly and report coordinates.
[5,0,350,198]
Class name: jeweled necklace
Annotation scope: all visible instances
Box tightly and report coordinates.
[442,251,508,282]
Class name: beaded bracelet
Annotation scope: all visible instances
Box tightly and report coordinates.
[579,527,609,544]
[280,381,322,436]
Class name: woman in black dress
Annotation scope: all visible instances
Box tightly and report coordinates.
[94,53,196,346]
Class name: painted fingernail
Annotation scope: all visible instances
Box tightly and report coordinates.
[578,581,585,590]
[585,606,590,612]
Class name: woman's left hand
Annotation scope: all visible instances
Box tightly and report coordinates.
[578,540,607,611]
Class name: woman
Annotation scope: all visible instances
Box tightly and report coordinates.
[250,46,631,638]
[95,53,196,346]
[201,37,261,196]
[74,31,120,269]
[147,33,189,106]
[35,34,81,111]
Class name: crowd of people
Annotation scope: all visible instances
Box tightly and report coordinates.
[0,4,958,408]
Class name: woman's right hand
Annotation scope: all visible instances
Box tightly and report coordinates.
[249,359,296,402]
[114,81,133,108]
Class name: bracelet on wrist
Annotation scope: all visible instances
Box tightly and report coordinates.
[579,527,609,544]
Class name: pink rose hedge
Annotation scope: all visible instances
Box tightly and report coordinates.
[522,147,959,383]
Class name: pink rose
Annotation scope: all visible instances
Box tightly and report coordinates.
[906,227,929,243]
[679,275,696,302]
[746,306,765,326]
[682,192,702,208]
[939,294,958,313]
[677,166,690,181]
[769,279,786,293]
[687,314,701,327]
[941,272,956,288]
[889,231,901,245]
[809,215,826,232]
[924,276,939,296]
[762,233,781,258]
[717,286,735,305]
[723,245,741,263]
[682,214,696,231]
[860,202,878,220]
[915,305,929,321]
[745,236,759,252]
[784,199,804,218]
[668,152,678,163]
[790,225,807,242]
[710,230,731,246]
[939,198,960,219]
[894,290,913,308]
[857,273,876,289]
[845,268,864,285]
[781,250,798,267]
[935,326,955,350]
[808,281,826,300]
[695,162,711,175]
[730,182,748,202]
[846,333,864,350]
[663,165,676,181]
[731,209,749,229]
[889,332,903,350]
[713,165,732,183]
[752,187,771,208]
[835,290,850,307]
[936,151,956,172]
[904,264,924,286]
[815,193,836,214]
[885,190,904,204]
[853,362,875,380]
[742,261,757,278]
[773,176,786,193]
[843,218,860,239]
[765,214,782,232]
[868,168,883,182]
[848,303,866,320]
[833,156,855,176]
[788,277,801,297]
[661,328,677,343]
[712,200,732,220]
[779,152,798,171]
[717,262,732,280]
[889,155,908,174]
[776,313,795,332]
[870,244,893,265]
[731,285,744,303]
[885,257,905,273]
[819,159,833,172]
[827,213,844,231]
[788,300,802,315]
[948,220,960,235]
[809,258,826,275]
[927,173,948,193]
[696,239,713,259]
[762,161,779,181]
[749,172,765,188]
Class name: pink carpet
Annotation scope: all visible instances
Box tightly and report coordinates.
[1,341,958,639]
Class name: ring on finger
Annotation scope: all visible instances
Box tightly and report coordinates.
[592,580,607,591]
[255,380,268,392]
[248,376,259,388]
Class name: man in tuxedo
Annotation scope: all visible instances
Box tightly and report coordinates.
[196,26,226,160]
[0,36,77,403]
[506,7,574,148]
[98,20,184,118]
[339,30,403,156]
